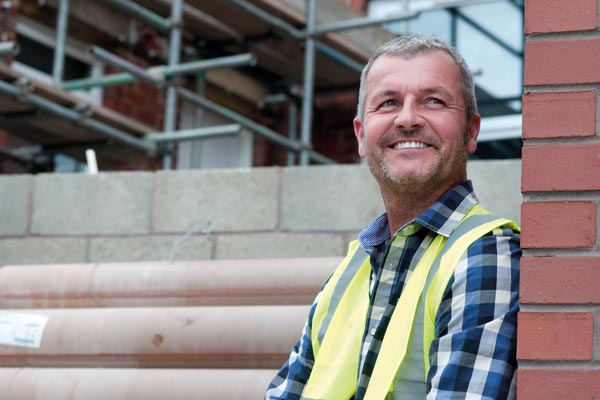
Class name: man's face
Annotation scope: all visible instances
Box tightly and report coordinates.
[353,51,480,193]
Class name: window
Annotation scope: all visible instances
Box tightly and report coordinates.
[12,16,104,104]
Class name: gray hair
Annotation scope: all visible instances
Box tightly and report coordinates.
[355,34,478,122]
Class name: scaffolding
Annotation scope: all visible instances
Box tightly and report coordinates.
[0,0,523,172]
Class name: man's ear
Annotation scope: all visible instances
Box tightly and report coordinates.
[353,117,366,158]
[466,114,480,155]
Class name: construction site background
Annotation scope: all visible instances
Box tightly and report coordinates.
[0,0,523,173]
[0,1,539,399]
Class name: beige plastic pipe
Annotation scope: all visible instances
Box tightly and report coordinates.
[0,368,277,399]
[0,258,340,308]
[0,306,308,368]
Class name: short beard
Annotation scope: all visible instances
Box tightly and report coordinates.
[367,155,444,199]
[366,133,469,199]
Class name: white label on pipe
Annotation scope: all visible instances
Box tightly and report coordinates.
[0,312,49,348]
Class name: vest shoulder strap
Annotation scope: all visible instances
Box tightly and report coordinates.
[422,209,520,373]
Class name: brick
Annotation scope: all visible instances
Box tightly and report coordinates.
[525,39,600,85]
[89,236,213,263]
[521,257,600,304]
[153,169,279,233]
[0,238,87,265]
[522,91,596,139]
[522,144,600,191]
[517,312,594,360]
[0,175,32,236]
[521,201,596,248]
[281,165,384,231]
[518,370,600,399]
[525,0,598,33]
[215,233,346,259]
[32,173,153,235]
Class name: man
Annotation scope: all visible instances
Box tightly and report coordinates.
[265,35,520,400]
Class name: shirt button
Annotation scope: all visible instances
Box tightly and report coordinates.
[370,328,377,336]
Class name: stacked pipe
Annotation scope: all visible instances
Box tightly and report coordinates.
[0,258,339,399]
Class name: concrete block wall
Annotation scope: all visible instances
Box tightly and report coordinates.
[0,161,521,266]
[518,1,600,398]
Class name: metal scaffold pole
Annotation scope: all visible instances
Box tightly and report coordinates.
[146,124,242,143]
[162,0,183,169]
[63,53,256,91]
[0,41,18,56]
[287,99,298,166]
[299,0,317,166]
[52,0,70,84]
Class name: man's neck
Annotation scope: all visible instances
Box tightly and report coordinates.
[380,181,461,235]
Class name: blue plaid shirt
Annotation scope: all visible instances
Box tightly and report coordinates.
[265,181,520,399]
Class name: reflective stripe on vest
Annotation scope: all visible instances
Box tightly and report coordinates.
[301,204,520,400]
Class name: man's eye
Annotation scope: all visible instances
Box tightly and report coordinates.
[381,99,397,107]
[427,98,445,105]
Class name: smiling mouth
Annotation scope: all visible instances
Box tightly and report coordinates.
[391,141,430,150]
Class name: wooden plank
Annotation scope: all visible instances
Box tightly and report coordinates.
[0,64,153,136]
[205,68,269,105]
[0,96,35,114]
[250,39,361,88]
[134,0,229,41]
[255,0,392,60]
[20,0,127,48]
[186,0,274,37]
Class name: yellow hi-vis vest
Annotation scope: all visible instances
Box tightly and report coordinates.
[301,204,520,400]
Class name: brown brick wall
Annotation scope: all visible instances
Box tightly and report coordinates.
[519,0,600,398]
[1,0,18,62]
[102,51,167,131]
[0,1,20,173]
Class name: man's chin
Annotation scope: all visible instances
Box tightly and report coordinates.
[376,168,436,190]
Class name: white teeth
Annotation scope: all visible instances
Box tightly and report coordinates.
[392,141,428,150]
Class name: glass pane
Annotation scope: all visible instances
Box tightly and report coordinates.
[460,2,523,51]
[15,33,91,81]
[457,20,522,100]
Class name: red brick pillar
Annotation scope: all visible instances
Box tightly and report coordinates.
[1,0,18,43]
[518,0,600,398]
[0,1,18,65]
[0,1,19,172]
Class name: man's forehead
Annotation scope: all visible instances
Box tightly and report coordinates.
[366,52,461,89]
[370,50,458,74]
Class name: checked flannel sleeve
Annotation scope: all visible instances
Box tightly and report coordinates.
[265,297,318,400]
[426,228,521,400]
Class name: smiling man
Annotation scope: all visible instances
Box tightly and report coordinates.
[266,35,521,400]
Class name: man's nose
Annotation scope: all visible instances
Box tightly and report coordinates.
[393,98,424,132]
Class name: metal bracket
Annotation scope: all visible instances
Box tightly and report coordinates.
[14,77,33,103]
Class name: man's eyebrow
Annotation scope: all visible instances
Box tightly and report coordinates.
[371,89,398,98]
[369,87,456,100]
[421,86,455,99]
[368,89,401,103]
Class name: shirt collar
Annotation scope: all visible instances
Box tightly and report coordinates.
[358,180,479,249]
